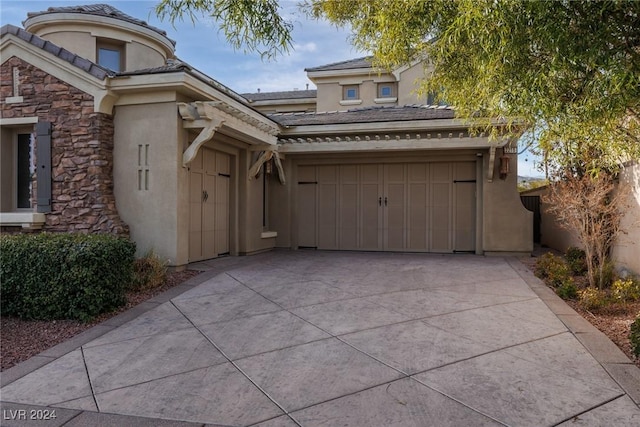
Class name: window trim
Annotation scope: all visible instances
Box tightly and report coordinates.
[342,85,360,101]
[377,83,395,98]
[96,39,125,72]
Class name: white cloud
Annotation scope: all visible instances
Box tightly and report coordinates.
[293,42,317,53]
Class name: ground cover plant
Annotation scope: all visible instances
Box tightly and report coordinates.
[533,248,640,366]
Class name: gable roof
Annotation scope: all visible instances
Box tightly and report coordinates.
[305,57,372,72]
[25,4,175,46]
[242,90,317,101]
[269,105,455,127]
[1,24,113,80]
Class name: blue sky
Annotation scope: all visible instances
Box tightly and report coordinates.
[1,0,363,93]
[1,0,544,177]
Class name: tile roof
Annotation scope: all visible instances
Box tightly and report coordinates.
[305,57,373,72]
[242,90,317,101]
[1,24,113,79]
[269,105,455,126]
[26,4,176,46]
[116,58,251,105]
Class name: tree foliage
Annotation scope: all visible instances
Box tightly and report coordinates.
[310,0,640,174]
[155,0,293,59]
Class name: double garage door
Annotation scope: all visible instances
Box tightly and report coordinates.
[297,162,476,253]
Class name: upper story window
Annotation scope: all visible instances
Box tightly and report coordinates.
[343,85,359,100]
[378,83,395,98]
[97,40,124,72]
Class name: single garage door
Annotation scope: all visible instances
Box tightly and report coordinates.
[189,147,230,262]
[297,162,476,253]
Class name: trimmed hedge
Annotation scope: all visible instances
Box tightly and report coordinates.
[1,233,135,321]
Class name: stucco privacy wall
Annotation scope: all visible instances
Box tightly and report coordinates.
[612,162,640,274]
[523,162,639,275]
[1,56,127,235]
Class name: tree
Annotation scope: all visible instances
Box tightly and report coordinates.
[311,0,640,175]
[543,173,628,289]
[155,0,293,59]
[156,0,640,174]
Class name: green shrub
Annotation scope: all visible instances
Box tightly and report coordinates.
[565,247,587,275]
[630,315,640,359]
[599,260,617,289]
[556,280,578,300]
[611,277,640,303]
[0,233,135,321]
[578,287,609,311]
[129,250,168,291]
[535,253,571,287]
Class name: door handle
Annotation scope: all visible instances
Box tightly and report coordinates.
[384,196,388,206]
[202,190,208,202]
[378,197,382,206]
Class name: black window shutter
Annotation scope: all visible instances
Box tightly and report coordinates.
[35,121,52,213]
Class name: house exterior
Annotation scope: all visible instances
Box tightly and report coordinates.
[1,4,533,268]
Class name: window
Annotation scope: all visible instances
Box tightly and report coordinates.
[97,40,124,71]
[1,128,34,211]
[378,83,395,98]
[16,134,32,208]
[343,85,359,100]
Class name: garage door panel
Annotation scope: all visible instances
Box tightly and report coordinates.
[408,163,428,181]
[339,183,358,249]
[297,166,317,247]
[385,181,406,250]
[318,183,338,249]
[431,180,452,252]
[361,182,382,249]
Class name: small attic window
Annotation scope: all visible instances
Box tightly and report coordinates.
[97,40,124,71]
[378,83,395,98]
[343,85,359,100]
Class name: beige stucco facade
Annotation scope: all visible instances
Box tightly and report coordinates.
[2,4,535,269]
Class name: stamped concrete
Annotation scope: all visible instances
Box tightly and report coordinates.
[2,251,639,426]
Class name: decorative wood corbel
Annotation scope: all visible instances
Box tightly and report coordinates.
[273,153,286,185]
[248,151,273,180]
[182,117,224,167]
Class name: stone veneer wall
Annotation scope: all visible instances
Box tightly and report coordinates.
[1,57,128,235]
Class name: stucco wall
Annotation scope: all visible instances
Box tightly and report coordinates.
[613,162,640,274]
[113,102,180,262]
[1,56,128,235]
[26,25,169,71]
[315,76,397,112]
[398,63,429,106]
[522,186,581,252]
[482,150,534,254]
[238,150,277,255]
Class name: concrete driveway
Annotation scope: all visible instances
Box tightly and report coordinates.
[2,251,639,426]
